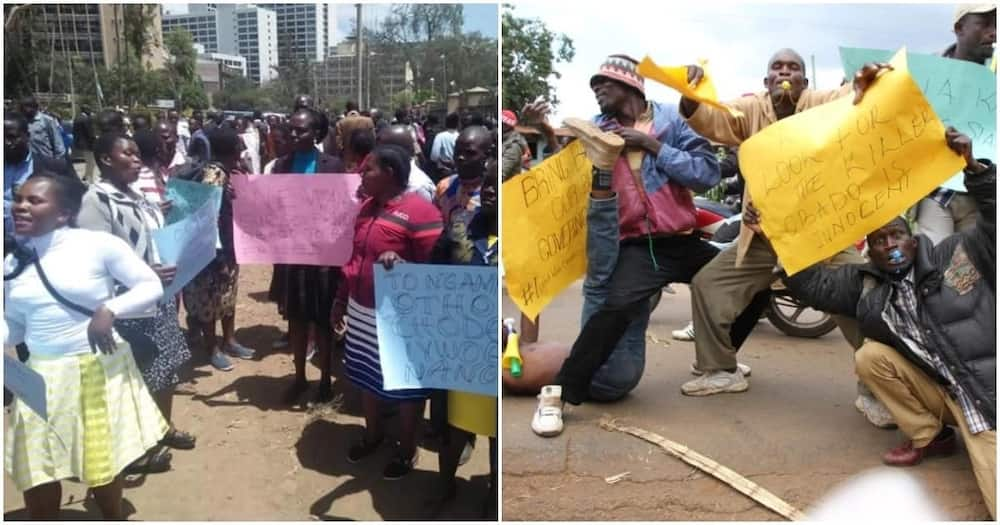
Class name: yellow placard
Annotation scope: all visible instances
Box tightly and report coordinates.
[637,56,744,117]
[739,48,965,275]
[502,140,592,320]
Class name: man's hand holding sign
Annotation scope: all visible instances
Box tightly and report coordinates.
[737,49,966,275]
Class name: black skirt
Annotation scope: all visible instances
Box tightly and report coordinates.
[270,264,340,326]
[115,297,192,393]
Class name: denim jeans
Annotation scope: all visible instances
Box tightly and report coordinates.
[582,196,649,401]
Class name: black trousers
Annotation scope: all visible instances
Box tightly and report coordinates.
[555,235,768,405]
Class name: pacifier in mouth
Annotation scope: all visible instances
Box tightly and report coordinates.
[780,80,791,91]
[888,247,906,265]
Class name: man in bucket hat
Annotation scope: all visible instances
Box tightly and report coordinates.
[531,53,734,437]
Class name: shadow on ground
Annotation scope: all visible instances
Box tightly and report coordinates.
[297,419,492,521]
[3,496,137,521]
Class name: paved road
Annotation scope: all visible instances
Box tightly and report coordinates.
[502,281,989,521]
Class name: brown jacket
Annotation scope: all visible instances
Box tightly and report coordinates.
[684,85,852,263]
[685,86,851,145]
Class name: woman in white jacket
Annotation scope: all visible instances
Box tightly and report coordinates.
[4,173,168,520]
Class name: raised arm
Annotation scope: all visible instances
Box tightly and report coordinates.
[782,263,866,318]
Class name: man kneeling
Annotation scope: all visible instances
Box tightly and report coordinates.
[772,128,995,518]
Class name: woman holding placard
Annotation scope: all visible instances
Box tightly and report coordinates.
[269,108,345,405]
[78,133,195,472]
[182,127,256,372]
[4,173,167,519]
[332,144,444,480]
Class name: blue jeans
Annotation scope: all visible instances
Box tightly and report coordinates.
[582,196,650,401]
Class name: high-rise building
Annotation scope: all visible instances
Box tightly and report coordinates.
[317,40,414,111]
[5,4,167,70]
[256,3,335,64]
[162,8,219,52]
[162,4,278,85]
[215,4,278,84]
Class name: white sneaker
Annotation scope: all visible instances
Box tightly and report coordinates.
[855,394,897,429]
[531,385,564,437]
[672,321,695,341]
[681,369,749,396]
[691,361,751,377]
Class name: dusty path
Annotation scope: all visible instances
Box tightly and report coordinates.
[5,265,491,521]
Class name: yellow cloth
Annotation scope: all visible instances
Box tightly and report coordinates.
[448,391,497,437]
[80,353,114,486]
[5,346,168,491]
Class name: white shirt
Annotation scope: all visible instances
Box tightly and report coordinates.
[177,120,191,152]
[240,130,261,174]
[407,160,436,202]
[430,129,458,163]
[4,227,163,356]
[263,157,278,175]
[131,166,166,205]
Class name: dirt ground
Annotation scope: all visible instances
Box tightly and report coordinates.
[501,281,991,521]
[4,265,491,521]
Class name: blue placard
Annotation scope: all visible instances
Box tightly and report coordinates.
[373,263,498,397]
[5,354,47,420]
[165,178,222,224]
[151,197,219,300]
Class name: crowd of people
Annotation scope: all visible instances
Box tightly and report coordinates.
[4,90,500,519]
[502,4,996,518]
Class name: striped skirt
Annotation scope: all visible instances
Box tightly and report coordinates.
[5,344,168,492]
[343,298,428,402]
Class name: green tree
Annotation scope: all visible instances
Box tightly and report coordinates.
[368,4,466,94]
[121,4,160,63]
[163,29,205,110]
[501,4,575,110]
[4,5,49,98]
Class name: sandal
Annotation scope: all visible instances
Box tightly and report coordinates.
[160,428,197,450]
[124,447,172,475]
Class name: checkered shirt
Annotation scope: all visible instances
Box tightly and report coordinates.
[882,270,991,434]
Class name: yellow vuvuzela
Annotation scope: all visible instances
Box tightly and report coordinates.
[637,56,744,117]
[738,48,965,275]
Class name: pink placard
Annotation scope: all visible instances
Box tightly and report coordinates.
[232,173,363,265]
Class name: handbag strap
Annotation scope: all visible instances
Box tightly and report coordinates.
[31,249,96,317]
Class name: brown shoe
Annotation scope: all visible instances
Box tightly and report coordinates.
[563,118,624,171]
[882,427,956,466]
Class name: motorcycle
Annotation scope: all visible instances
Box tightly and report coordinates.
[647,197,838,339]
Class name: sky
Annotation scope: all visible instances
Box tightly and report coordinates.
[510,2,962,123]
[164,3,498,43]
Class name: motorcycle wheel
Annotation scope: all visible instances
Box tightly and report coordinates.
[765,293,837,338]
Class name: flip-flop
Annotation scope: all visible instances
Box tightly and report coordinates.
[160,428,197,450]
[124,447,172,475]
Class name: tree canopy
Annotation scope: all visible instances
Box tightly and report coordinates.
[501,4,575,110]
